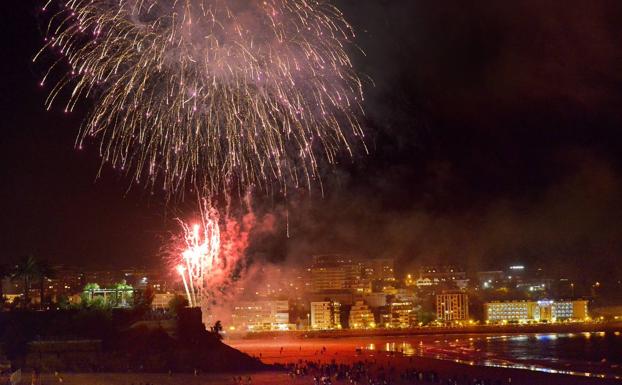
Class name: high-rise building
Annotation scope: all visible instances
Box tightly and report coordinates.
[362,258,395,281]
[436,292,469,323]
[485,299,589,323]
[310,255,361,292]
[310,301,341,330]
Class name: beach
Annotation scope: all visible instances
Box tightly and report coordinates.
[18,333,622,384]
[229,336,621,385]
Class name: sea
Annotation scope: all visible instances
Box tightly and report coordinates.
[369,331,622,380]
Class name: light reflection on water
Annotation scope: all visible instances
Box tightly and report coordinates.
[361,331,622,381]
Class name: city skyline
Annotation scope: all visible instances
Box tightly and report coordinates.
[1,1,622,281]
[2,2,622,383]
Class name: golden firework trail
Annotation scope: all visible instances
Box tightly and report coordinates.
[36,0,365,197]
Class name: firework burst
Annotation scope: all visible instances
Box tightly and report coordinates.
[37,0,365,197]
[176,206,220,308]
[172,200,255,314]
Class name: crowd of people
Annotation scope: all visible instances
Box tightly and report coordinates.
[268,348,514,385]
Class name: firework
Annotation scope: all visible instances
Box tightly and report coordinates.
[173,199,256,316]
[175,203,221,308]
[37,0,365,197]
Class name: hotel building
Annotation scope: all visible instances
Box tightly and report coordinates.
[485,299,589,323]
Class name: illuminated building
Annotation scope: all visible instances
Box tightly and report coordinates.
[310,255,361,292]
[308,290,354,306]
[352,280,373,294]
[249,267,310,299]
[476,270,505,289]
[436,292,469,323]
[485,299,589,323]
[81,270,119,288]
[394,288,416,303]
[231,300,290,331]
[151,293,178,310]
[348,300,375,329]
[380,284,398,295]
[122,269,171,293]
[310,256,397,293]
[310,301,341,330]
[387,301,416,328]
[505,265,527,285]
[361,258,395,281]
[47,266,83,297]
[418,266,467,288]
[516,279,554,293]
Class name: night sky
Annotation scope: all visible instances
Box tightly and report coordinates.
[2,0,622,280]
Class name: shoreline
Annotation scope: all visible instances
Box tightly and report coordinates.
[226,321,622,340]
[229,334,622,385]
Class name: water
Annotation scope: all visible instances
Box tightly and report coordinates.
[371,331,622,380]
[476,332,622,365]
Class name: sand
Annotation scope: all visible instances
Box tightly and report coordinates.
[229,337,621,385]
[18,335,620,385]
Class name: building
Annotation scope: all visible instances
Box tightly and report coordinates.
[310,301,341,330]
[394,288,416,303]
[436,292,469,324]
[485,299,589,323]
[151,292,178,310]
[361,258,395,281]
[348,300,375,329]
[308,290,354,306]
[231,300,290,331]
[386,301,416,328]
[310,255,361,292]
[362,292,387,308]
[248,267,311,299]
[476,270,505,289]
[418,266,467,288]
[46,266,84,299]
[516,278,555,293]
[81,270,120,288]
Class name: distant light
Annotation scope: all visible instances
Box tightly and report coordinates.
[509,265,524,270]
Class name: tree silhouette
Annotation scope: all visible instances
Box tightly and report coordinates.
[0,263,8,305]
[210,320,224,340]
[168,294,189,317]
[35,260,56,309]
[134,285,155,317]
[12,255,38,307]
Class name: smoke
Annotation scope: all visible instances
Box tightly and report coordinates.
[170,198,282,324]
[276,148,622,282]
[163,0,622,303]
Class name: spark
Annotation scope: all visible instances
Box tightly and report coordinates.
[176,203,221,308]
[37,0,365,197]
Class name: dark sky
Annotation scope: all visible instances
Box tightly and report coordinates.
[2,0,622,280]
